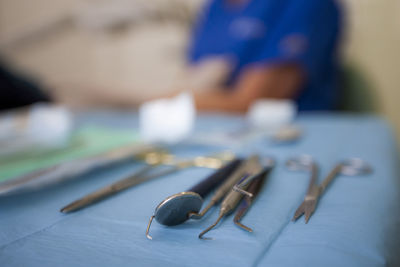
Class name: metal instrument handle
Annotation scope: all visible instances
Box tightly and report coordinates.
[306,163,319,196]
[211,155,258,201]
[319,164,342,195]
[234,169,269,230]
[188,158,242,198]
[60,165,178,213]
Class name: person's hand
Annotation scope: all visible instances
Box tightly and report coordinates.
[179,57,232,92]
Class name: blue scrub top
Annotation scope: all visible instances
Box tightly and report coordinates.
[188,0,342,111]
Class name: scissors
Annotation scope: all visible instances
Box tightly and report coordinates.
[61,151,234,213]
[287,156,372,223]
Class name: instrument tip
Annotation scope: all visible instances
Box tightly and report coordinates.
[198,234,213,240]
[59,200,83,213]
[198,214,223,240]
[60,206,72,213]
[146,215,155,240]
[234,220,253,232]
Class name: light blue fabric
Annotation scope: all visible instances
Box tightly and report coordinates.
[1,112,399,267]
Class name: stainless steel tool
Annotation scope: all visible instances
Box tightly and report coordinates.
[286,155,319,223]
[145,158,242,240]
[232,158,275,232]
[61,151,233,213]
[198,157,266,239]
[288,156,372,223]
[188,155,260,220]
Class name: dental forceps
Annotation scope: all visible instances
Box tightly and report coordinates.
[188,155,260,220]
[198,157,270,239]
[61,151,233,213]
[233,158,275,232]
[146,158,242,240]
[288,156,372,223]
[286,155,319,223]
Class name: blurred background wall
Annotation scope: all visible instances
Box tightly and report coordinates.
[0,0,399,139]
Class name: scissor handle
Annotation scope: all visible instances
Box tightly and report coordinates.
[285,155,315,171]
[285,155,318,195]
[340,158,373,176]
[319,159,372,194]
[188,158,242,198]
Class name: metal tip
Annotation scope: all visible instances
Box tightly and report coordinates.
[234,220,253,232]
[291,202,305,222]
[233,202,253,232]
[291,211,302,222]
[198,215,223,240]
[146,215,155,240]
[304,200,316,224]
[292,213,302,222]
[199,236,214,240]
[60,201,81,213]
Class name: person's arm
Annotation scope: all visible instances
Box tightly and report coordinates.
[194,63,304,112]
[193,0,341,113]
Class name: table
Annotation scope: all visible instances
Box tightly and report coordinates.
[1,112,400,267]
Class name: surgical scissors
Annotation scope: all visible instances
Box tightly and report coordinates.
[288,156,372,223]
[286,155,319,223]
[61,151,233,213]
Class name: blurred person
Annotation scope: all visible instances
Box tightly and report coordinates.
[54,0,342,113]
[188,0,342,112]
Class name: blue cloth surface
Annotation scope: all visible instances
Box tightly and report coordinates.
[1,112,399,267]
[189,0,342,111]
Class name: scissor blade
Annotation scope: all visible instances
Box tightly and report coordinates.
[292,201,306,221]
[304,199,317,223]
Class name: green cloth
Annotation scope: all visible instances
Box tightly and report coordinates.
[0,126,140,182]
